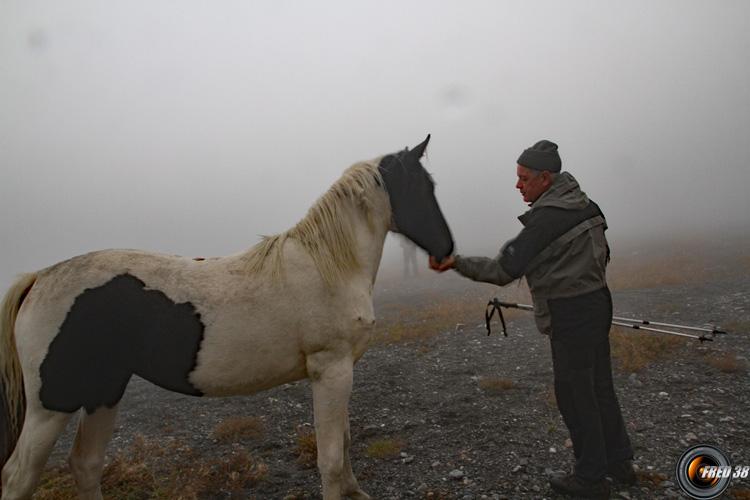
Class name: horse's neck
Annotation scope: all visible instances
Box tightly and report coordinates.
[349,205,390,285]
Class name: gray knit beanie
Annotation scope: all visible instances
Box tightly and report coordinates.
[517,140,561,172]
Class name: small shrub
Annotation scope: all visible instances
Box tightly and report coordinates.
[213,416,265,443]
[365,438,404,459]
[610,328,683,372]
[478,377,514,394]
[295,425,317,467]
[636,470,668,488]
[706,354,747,373]
[729,487,750,500]
[723,319,750,335]
[36,434,266,499]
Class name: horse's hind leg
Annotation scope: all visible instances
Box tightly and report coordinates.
[68,405,118,500]
[1,405,71,500]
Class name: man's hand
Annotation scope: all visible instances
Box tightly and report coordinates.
[429,255,456,272]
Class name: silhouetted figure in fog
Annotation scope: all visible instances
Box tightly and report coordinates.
[399,235,418,278]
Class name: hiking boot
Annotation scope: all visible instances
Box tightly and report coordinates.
[549,473,610,499]
[607,459,637,485]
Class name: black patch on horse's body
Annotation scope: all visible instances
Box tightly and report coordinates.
[39,274,205,414]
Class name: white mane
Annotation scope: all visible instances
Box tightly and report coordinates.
[244,159,387,286]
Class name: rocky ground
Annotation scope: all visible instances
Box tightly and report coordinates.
[43,267,749,499]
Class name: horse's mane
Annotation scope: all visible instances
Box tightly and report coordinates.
[244,158,386,286]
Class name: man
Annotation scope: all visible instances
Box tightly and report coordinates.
[430,140,634,499]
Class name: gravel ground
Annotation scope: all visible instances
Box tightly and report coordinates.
[45,271,750,499]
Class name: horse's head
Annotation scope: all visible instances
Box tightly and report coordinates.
[378,135,454,262]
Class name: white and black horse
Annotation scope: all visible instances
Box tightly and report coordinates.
[0,136,453,499]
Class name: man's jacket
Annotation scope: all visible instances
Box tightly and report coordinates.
[454,172,609,335]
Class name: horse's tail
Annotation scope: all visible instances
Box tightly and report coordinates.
[0,272,37,469]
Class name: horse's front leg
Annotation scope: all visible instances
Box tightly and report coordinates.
[342,407,371,499]
[306,351,368,500]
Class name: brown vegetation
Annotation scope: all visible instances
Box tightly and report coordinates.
[365,438,405,459]
[607,252,711,290]
[635,470,669,488]
[609,327,684,372]
[36,434,267,499]
[729,487,750,500]
[478,376,514,394]
[705,354,747,373]
[212,416,265,443]
[295,425,317,468]
[723,319,750,335]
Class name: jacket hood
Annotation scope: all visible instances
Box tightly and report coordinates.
[528,171,589,211]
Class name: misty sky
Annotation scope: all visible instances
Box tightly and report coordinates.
[2,1,749,290]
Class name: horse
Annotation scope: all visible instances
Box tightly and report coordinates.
[0,135,453,499]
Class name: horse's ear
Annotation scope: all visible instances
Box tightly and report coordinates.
[411,134,431,159]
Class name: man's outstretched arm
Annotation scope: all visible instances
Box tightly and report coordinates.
[429,253,515,286]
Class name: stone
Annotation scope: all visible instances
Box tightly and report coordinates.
[449,469,465,480]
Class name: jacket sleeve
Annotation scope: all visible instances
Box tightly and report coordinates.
[453,211,552,286]
[454,253,515,286]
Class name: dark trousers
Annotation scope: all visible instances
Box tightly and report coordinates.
[548,287,633,481]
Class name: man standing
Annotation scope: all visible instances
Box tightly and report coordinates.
[430,140,634,499]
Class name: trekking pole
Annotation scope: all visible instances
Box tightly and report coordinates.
[610,321,714,342]
[485,299,728,342]
[611,315,726,336]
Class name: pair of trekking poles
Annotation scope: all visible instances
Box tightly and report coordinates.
[484,299,728,342]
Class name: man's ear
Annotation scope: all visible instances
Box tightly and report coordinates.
[542,171,553,186]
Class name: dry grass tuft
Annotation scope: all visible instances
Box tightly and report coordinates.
[365,438,404,459]
[610,327,683,372]
[729,487,750,500]
[705,354,747,373]
[212,416,265,443]
[636,470,668,488]
[295,425,317,467]
[36,434,267,499]
[723,319,750,335]
[478,376,514,394]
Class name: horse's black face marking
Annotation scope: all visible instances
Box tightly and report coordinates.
[39,274,205,414]
[378,135,454,261]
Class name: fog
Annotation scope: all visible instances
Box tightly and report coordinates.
[2,1,749,290]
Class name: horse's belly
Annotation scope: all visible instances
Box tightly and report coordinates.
[189,323,308,397]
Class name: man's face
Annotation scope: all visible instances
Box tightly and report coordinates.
[515,164,549,204]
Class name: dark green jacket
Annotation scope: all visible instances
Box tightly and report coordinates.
[454,172,609,335]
